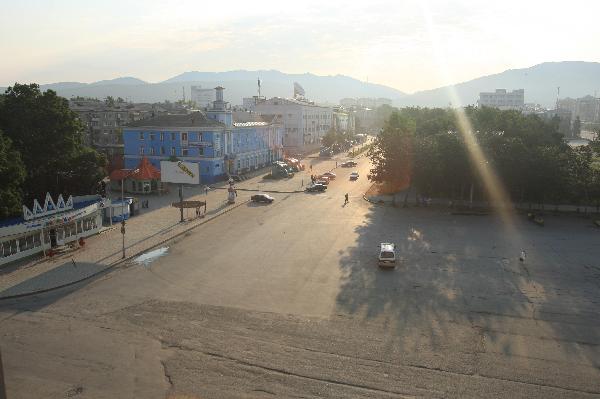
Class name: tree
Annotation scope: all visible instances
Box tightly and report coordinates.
[368,111,415,192]
[0,129,26,218]
[105,96,115,107]
[572,116,581,137]
[0,83,106,203]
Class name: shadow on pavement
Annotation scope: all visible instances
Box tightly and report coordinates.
[0,261,110,312]
[335,204,600,386]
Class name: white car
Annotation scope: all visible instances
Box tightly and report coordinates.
[349,172,359,180]
[378,242,396,268]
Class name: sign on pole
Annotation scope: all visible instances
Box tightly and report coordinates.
[160,161,200,185]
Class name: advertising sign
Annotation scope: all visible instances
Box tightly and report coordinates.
[160,161,200,184]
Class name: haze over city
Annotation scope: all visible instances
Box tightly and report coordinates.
[1,1,600,398]
[2,0,600,91]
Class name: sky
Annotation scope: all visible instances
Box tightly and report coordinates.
[1,0,599,93]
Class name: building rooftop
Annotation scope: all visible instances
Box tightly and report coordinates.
[125,111,224,128]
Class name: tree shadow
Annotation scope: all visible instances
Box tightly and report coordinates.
[335,205,600,388]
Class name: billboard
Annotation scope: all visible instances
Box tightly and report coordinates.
[160,161,200,184]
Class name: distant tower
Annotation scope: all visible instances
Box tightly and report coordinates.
[258,78,261,98]
[206,86,232,127]
[182,86,186,102]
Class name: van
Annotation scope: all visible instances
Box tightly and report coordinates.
[378,242,396,268]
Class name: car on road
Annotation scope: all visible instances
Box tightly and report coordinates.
[321,171,336,179]
[251,194,274,203]
[341,160,357,167]
[378,242,396,268]
[305,184,327,192]
[315,179,329,185]
[349,172,359,180]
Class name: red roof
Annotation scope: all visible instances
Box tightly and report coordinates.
[109,157,161,181]
[109,169,133,181]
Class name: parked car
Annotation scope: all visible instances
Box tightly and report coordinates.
[305,184,327,192]
[349,171,359,180]
[341,161,357,167]
[378,242,396,268]
[251,194,274,203]
[321,171,336,179]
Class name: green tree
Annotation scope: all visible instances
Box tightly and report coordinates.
[0,129,26,218]
[105,96,115,107]
[368,111,415,191]
[0,83,107,203]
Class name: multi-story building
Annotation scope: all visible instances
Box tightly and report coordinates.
[332,107,356,133]
[70,99,167,162]
[559,95,600,123]
[478,89,525,110]
[191,86,215,108]
[122,87,284,183]
[254,97,332,151]
[340,97,392,109]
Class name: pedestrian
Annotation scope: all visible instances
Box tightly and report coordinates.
[344,193,349,205]
[519,250,526,262]
[205,185,209,195]
[78,237,85,248]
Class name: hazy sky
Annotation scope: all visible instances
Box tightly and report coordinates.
[1,0,599,93]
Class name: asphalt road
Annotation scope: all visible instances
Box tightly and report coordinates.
[1,155,600,398]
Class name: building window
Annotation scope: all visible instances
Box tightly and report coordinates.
[198,147,204,156]
[139,132,144,140]
[150,147,155,155]
[171,132,176,141]
[171,147,176,156]
[198,133,203,141]
[150,133,155,141]
[182,148,188,156]
[140,146,145,155]
[160,146,165,155]
[181,132,188,141]
[160,132,164,141]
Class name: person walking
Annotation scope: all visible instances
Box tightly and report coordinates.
[344,193,349,205]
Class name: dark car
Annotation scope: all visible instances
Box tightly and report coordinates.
[305,184,327,192]
[341,160,357,167]
[251,194,274,203]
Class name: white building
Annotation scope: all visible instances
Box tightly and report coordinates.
[0,194,103,266]
[254,97,333,151]
[478,89,525,110]
[191,86,215,108]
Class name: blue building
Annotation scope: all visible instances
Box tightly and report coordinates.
[122,87,284,184]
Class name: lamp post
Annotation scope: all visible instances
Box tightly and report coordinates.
[121,177,126,259]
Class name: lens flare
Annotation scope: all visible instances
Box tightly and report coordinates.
[420,2,517,234]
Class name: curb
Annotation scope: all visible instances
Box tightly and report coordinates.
[212,187,305,194]
[0,199,250,301]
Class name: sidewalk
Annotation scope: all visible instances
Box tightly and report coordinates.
[0,187,251,299]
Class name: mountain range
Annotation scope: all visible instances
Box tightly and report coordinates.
[2,62,599,108]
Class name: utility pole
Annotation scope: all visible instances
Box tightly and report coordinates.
[0,348,6,399]
[179,184,184,223]
[121,177,126,259]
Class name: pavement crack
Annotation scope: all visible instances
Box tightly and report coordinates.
[161,360,174,390]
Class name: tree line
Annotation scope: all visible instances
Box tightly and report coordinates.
[368,106,600,208]
[0,83,107,218]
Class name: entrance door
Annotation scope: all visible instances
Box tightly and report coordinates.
[49,229,57,248]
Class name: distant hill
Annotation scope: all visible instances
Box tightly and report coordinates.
[397,61,600,108]
[1,71,406,105]
[3,62,598,107]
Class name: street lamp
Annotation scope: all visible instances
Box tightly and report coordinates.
[121,176,126,259]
